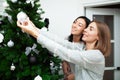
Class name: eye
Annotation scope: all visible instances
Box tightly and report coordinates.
[78,24,82,27]
[78,23,83,27]
[90,26,94,31]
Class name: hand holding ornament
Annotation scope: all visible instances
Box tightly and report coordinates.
[17,12,39,38]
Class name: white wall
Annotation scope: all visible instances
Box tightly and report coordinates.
[40,0,84,38]
[40,0,120,39]
[0,0,5,16]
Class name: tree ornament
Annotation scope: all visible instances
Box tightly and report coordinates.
[11,0,17,3]
[17,11,28,25]
[29,53,37,64]
[44,18,49,29]
[0,33,4,43]
[7,40,14,47]
[10,63,16,71]
[25,43,39,56]
[50,61,56,74]
[26,0,34,7]
[34,75,42,80]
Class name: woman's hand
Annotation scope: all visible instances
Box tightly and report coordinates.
[17,19,39,38]
[62,61,71,74]
[17,18,34,33]
[64,73,75,80]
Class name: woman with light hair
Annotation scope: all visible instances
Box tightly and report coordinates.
[17,19,111,80]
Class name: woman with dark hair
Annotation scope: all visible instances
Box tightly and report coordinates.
[17,19,111,80]
[62,16,90,80]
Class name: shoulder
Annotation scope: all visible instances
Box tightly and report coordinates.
[85,50,104,58]
[82,50,104,63]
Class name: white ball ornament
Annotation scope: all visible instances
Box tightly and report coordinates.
[34,75,42,80]
[17,11,28,24]
[7,40,14,47]
[10,63,16,71]
[0,33,4,43]
[11,0,17,3]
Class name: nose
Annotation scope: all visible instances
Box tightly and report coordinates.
[83,28,87,33]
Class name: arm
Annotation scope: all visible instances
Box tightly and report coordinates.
[38,27,83,49]
[37,34,105,74]
[62,61,71,75]
[17,20,83,50]
[17,20,104,73]
[37,34,104,65]
[62,61,75,80]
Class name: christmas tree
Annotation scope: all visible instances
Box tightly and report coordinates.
[0,0,62,80]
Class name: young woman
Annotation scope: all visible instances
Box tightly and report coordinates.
[17,19,111,80]
[62,16,90,80]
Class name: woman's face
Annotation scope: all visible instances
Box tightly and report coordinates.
[82,22,99,43]
[71,18,86,36]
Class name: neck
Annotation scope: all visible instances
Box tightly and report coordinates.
[73,35,81,42]
[85,41,96,50]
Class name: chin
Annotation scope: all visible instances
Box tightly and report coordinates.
[82,37,86,41]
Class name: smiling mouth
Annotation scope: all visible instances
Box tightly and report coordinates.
[83,34,87,37]
[72,29,77,32]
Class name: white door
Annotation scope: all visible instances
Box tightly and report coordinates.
[86,8,120,80]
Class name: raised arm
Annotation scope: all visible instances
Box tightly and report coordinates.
[17,19,39,38]
[17,19,104,73]
[17,19,84,50]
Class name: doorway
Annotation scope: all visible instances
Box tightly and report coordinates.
[85,8,120,80]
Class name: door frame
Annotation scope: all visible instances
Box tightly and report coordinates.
[85,7,120,80]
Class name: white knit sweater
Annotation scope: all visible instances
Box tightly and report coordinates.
[37,28,105,80]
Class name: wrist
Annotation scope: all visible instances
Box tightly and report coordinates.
[32,30,39,38]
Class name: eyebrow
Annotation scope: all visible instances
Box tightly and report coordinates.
[74,20,84,26]
[89,26,95,30]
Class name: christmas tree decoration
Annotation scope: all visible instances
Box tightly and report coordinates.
[7,40,14,47]
[26,0,34,7]
[44,18,49,29]
[10,63,16,71]
[17,11,28,24]
[28,53,37,64]
[25,43,39,56]
[0,33,4,43]
[0,0,62,80]
[11,0,17,3]
[34,75,42,80]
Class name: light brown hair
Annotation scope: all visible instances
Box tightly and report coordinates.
[93,20,111,57]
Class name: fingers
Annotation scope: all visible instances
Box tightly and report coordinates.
[17,19,29,28]
[66,73,75,80]
[17,21,22,28]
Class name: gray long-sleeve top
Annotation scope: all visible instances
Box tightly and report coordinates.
[37,28,105,80]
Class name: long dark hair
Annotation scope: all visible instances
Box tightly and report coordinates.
[68,16,91,42]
